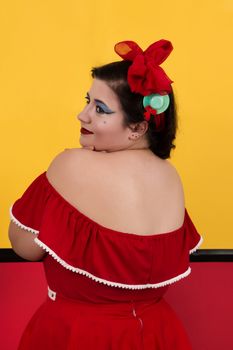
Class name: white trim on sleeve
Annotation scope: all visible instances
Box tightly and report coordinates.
[34,237,192,290]
[189,236,203,254]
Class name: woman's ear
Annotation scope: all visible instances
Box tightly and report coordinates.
[131,121,148,135]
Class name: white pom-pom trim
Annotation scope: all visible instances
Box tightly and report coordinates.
[9,204,203,289]
[9,205,39,235]
[189,236,203,254]
[34,237,192,290]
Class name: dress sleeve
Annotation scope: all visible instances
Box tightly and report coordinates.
[185,209,204,254]
[9,172,49,235]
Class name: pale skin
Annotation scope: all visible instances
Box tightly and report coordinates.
[8,79,185,261]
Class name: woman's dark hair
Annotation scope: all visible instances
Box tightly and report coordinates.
[91,61,177,159]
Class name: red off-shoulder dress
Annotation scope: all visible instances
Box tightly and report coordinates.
[10,171,203,350]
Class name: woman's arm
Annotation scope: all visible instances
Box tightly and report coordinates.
[8,221,46,261]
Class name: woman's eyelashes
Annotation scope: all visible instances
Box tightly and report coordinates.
[85,96,90,104]
[85,95,114,115]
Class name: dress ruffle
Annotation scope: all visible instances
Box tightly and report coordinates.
[10,171,203,289]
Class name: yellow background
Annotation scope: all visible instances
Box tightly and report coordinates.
[1,1,232,248]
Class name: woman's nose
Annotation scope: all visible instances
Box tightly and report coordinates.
[76,105,91,122]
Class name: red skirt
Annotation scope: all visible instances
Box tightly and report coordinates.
[18,294,192,350]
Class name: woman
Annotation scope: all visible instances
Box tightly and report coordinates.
[9,40,203,349]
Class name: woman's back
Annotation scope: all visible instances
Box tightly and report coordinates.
[47,148,185,236]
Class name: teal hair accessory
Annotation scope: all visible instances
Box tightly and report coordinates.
[143,93,170,114]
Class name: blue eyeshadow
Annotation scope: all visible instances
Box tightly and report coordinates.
[95,101,115,114]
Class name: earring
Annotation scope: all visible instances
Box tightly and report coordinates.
[128,133,139,140]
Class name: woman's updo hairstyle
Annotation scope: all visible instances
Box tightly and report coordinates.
[91,60,177,159]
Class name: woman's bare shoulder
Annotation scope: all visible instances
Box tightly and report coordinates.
[162,159,184,184]
[162,160,185,208]
[46,147,103,184]
[47,148,183,194]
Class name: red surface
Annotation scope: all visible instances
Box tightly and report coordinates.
[1,262,233,350]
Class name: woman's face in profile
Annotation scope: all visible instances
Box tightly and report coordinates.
[77,79,131,152]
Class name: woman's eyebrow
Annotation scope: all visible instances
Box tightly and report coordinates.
[94,98,109,106]
[86,93,108,106]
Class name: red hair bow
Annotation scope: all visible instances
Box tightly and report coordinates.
[144,106,165,130]
[114,40,173,96]
[144,105,157,121]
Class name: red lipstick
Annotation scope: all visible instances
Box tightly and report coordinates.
[81,128,93,134]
